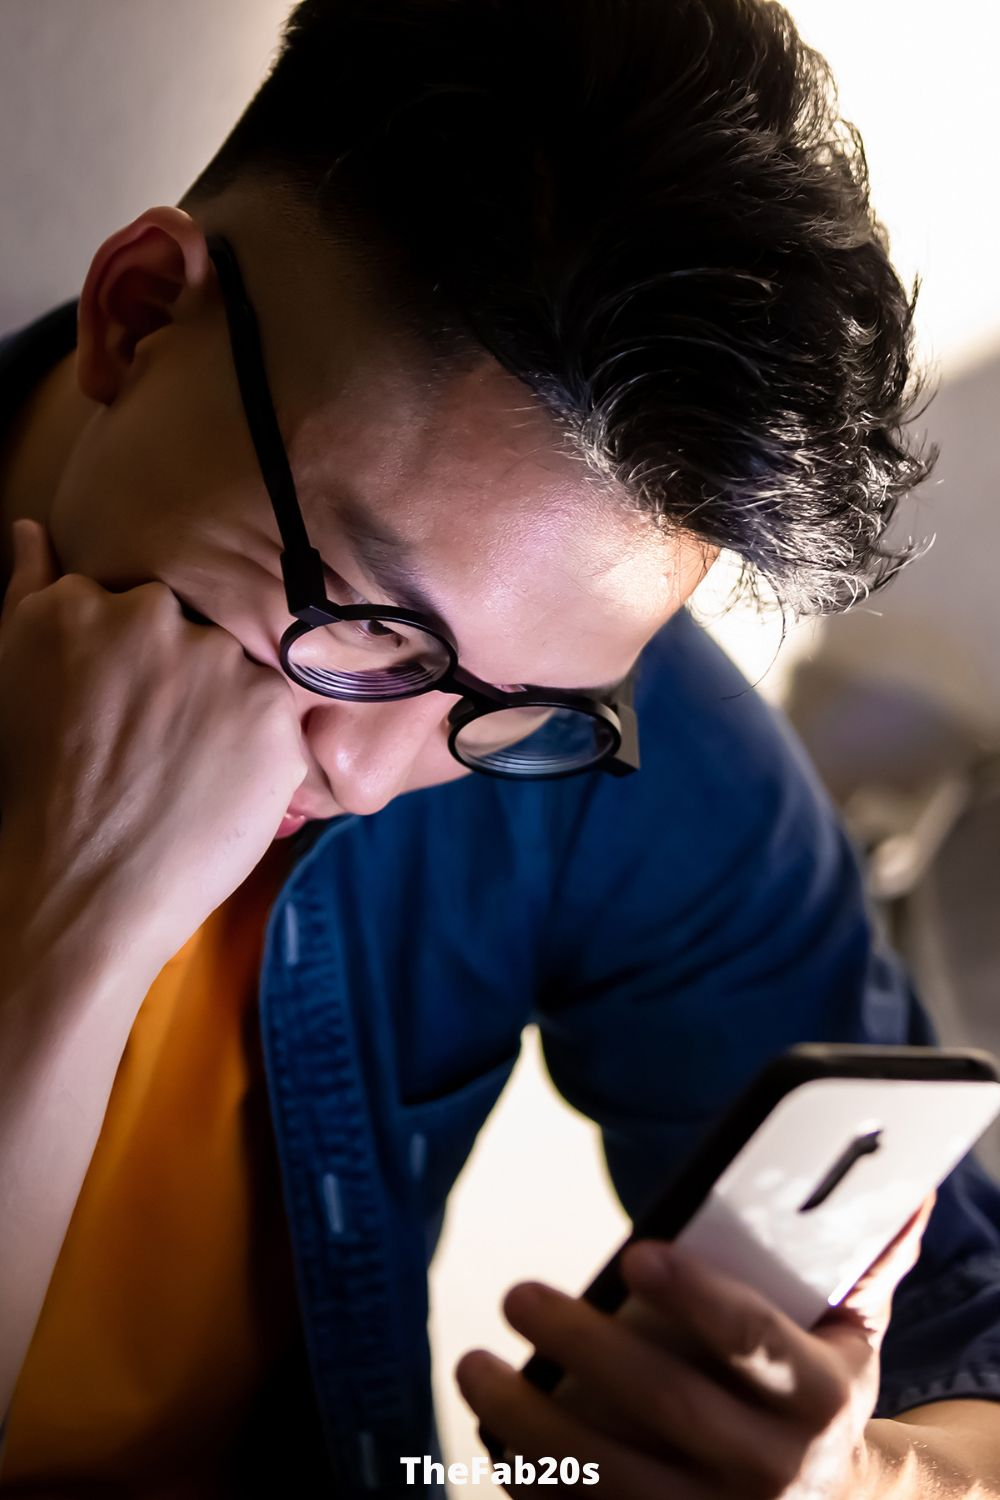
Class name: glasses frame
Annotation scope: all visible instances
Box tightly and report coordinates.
[205,234,640,781]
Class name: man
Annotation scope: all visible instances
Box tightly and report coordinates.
[1,0,998,1495]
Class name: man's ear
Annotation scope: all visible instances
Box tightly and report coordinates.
[76,206,214,406]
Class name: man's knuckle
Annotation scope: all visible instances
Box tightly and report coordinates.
[646,1385,676,1440]
[4,590,42,626]
[52,571,95,601]
[648,1376,693,1438]
[131,581,179,627]
[134,580,171,605]
[733,1304,779,1363]
[41,572,99,624]
[548,1314,589,1371]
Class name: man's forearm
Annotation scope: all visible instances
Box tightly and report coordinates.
[0,851,157,1415]
[863,1399,1000,1498]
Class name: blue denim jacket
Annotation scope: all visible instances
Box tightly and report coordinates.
[258,605,1000,1496]
[3,311,1000,1498]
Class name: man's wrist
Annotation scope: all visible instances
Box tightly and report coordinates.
[859,1420,923,1500]
[862,1402,1000,1500]
[0,836,162,1033]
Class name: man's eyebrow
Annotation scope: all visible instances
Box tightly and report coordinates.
[336,497,452,636]
[333,496,631,700]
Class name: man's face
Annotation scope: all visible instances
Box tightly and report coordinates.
[48,212,714,824]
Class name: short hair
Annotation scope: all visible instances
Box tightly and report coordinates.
[187,0,936,616]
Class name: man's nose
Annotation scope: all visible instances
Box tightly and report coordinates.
[301,691,458,816]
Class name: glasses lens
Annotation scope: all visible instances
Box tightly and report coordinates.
[452,704,616,777]
[284,617,452,700]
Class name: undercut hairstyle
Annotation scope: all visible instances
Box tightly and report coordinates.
[186,0,936,616]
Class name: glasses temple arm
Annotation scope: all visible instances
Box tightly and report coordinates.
[205,235,326,612]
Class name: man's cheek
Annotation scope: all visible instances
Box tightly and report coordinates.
[408,745,475,795]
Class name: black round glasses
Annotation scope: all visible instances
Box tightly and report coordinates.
[206,235,640,781]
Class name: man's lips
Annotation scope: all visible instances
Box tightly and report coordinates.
[274,804,332,840]
[288,787,342,821]
[275,812,308,839]
[286,802,319,821]
[275,799,340,839]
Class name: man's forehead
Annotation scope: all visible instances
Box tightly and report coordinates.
[283,324,699,686]
[288,340,643,570]
[270,236,624,552]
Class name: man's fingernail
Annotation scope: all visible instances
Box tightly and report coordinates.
[457,1349,503,1387]
[505,1281,550,1316]
[626,1240,672,1281]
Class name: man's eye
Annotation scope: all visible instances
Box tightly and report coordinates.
[355,618,395,642]
[355,617,402,644]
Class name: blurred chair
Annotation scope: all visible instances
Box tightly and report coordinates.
[785,658,1000,1177]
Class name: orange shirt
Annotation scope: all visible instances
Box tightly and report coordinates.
[2,842,303,1497]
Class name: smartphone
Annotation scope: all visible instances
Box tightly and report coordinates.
[496,1044,1000,1419]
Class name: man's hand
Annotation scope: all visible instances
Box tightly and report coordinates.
[0,516,308,1414]
[0,517,307,974]
[456,1194,935,1497]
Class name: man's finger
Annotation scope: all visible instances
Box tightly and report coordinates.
[620,1239,852,1421]
[456,1348,710,1500]
[1,518,62,630]
[855,1191,936,1290]
[502,1280,805,1486]
[825,1191,937,1339]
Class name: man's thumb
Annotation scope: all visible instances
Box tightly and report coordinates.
[823,1191,937,1347]
[1,518,61,626]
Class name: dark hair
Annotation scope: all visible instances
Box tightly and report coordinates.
[188,0,936,616]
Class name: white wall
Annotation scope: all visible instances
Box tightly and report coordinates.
[0,0,289,330]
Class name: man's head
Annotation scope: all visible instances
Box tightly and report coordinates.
[5,0,933,820]
[186,0,934,615]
